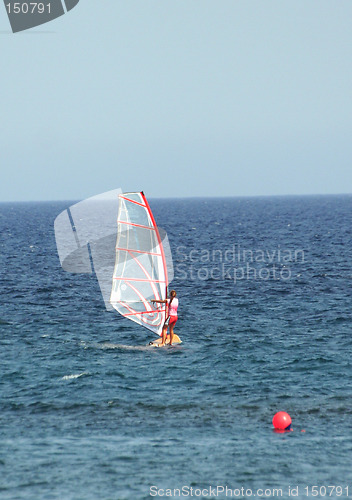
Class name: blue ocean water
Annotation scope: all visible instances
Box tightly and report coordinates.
[1,196,352,500]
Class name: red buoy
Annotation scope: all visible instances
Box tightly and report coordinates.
[272,411,292,430]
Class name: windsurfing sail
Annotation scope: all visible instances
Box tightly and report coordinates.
[110,192,168,336]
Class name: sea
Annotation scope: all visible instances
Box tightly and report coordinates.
[1,195,352,500]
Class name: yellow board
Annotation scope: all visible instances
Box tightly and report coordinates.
[148,334,182,347]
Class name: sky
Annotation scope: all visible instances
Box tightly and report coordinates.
[1,0,352,201]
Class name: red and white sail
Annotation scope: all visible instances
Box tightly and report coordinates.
[110,192,168,336]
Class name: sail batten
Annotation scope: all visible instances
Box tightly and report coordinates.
[117,220,156,230]
[115,247,162,256]
[110,192,168,336]
[113,277,166,283]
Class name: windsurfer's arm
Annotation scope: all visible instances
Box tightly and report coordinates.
[151,299,167,304]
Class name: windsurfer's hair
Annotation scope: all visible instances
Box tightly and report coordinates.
[170,289,177,296]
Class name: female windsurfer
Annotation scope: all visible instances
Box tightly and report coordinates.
[151,290,178,346]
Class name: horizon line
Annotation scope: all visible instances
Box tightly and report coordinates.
[1,192,352,204]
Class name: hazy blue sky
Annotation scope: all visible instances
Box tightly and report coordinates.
[1,1,352,201]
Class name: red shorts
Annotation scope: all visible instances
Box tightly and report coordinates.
[168,315,178,326]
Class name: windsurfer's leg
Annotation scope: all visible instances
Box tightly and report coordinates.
[161,326,167,346]
[169,324,174,346]
[169,318,177,345]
